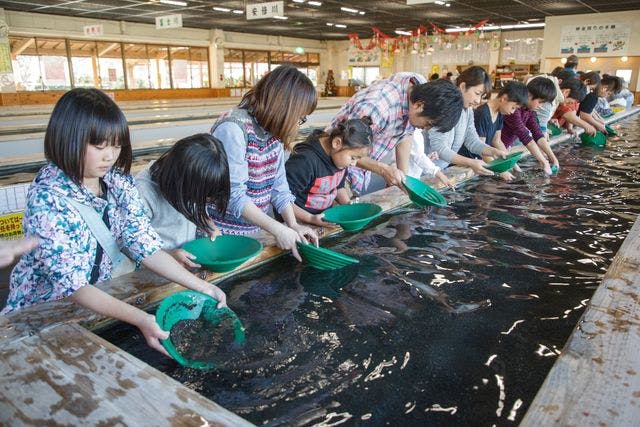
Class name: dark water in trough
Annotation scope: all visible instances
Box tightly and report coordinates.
[98,115,640,426]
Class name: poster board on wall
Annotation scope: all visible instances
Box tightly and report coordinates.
[559,23,630,56]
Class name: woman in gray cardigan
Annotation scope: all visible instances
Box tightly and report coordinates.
[424,66,507,175]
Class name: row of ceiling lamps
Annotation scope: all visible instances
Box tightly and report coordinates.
[445,23,545,32]
[292,0,323,5]
[212,7,244,14]
[561,56,629,63]
[155,0,187,6]
[156,0,321,7]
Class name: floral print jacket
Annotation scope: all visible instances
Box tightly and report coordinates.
[2,164,163,314]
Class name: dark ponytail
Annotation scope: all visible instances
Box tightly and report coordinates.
[328,116,373,149]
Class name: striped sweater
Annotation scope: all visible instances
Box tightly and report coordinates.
[210,108,295,235]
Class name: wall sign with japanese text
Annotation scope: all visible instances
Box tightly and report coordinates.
[246,1,284,20]
[155,14,183,30]
[83,24,104,37]
[559,23,630,56]
[0,212,23,238]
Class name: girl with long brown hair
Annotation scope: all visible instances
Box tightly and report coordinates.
[210,65,318,261]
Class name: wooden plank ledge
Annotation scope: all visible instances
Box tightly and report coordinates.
[0,322,253,426]
[520,142,640,423]
[521,219,640,426]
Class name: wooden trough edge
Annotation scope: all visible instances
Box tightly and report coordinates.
[521,108,640,426]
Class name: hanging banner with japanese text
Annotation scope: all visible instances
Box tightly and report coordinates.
[246,1,284,20]
[156,14,183,30]
[83,24,104,36]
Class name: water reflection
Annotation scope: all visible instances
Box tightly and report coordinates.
[298,265,359,298]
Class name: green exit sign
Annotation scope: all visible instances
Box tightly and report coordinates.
[294,47,305,54]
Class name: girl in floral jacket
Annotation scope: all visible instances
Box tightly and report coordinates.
[2,88,226,356]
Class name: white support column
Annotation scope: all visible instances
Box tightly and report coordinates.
[209,29,225,88]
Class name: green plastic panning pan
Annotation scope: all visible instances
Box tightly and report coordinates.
[485,151,523,173]
[155,290,245,370]
[605,125,617,137]
[322,203,382,232]
[403,176,447,207]
[182,235,262,272]
[297,241,359,270]
[580,131,607,147]
[547,124,563,136]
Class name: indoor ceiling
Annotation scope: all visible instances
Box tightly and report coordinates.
[1,0,639,40]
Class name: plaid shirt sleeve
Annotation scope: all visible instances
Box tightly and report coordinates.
[330,75,414,193]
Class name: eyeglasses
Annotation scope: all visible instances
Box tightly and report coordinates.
[298,116,308,126]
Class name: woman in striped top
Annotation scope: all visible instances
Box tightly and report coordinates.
[210,65,318,261]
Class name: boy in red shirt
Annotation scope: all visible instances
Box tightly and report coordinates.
[552,78,595,136]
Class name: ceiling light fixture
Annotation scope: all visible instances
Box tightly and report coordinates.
[212,6,231,12]
[340,7,359,13]
[274,15,289,20]
[395,30,413,36]
[445,22,545,32]
[159,0,187,6]
[445,3,450,6]
[359,11,365,15]
[292,0,305,3]
[334,24,347,28]
[232,9,243,14]
[326,22,334,26]
[621,56,629,62]
[307,1,322,6]
[590,56,597,63]
[434,1,445,4]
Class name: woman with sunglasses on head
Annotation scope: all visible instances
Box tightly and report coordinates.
[210,65,318,262]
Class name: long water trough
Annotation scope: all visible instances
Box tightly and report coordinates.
[1,108,639,426]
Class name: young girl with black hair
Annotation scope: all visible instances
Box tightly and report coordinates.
[2,88,227,356]
[135,133,230,268]
[210,65,319,262]
[578,72,617,134]
[285,117,373,226]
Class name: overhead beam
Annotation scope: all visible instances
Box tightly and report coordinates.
[12,38,35,58]
[99,42,119,57]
